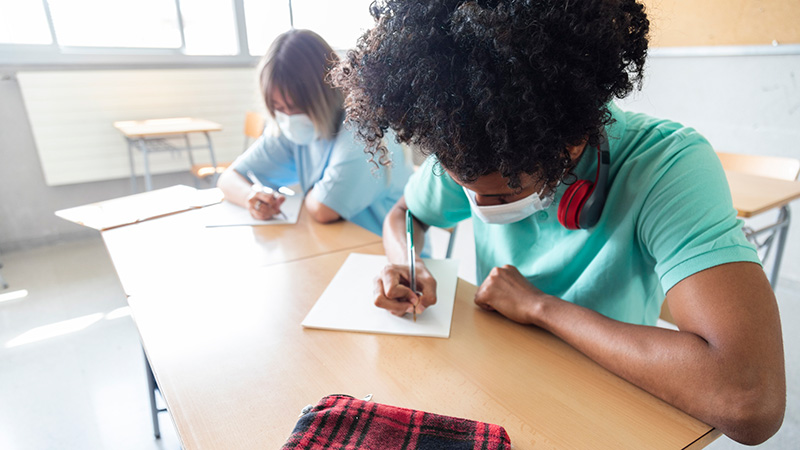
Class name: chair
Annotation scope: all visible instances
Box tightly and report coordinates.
[717,151,800,288]
[191,111,265,184]
[659,151,800,328]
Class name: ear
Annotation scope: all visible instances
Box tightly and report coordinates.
[567,141,588,162]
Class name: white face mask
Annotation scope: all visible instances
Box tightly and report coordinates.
[275,111,317,145]
[463,186,554,224]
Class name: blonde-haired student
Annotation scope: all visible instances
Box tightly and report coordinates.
[217,29,412,235]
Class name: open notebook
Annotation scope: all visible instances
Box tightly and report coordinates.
[302,253,460,338]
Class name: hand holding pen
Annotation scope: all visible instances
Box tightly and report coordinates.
[245,170,289,220]
[373,209,438,319]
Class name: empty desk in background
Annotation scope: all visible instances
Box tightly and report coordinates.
[113,117,222,192]
[726,170,800,287]
[98,201,721,449]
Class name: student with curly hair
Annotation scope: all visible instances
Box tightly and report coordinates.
[331,0,785,444]
[217,29,412,235]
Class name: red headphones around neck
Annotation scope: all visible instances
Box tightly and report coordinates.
[556,133,611,230]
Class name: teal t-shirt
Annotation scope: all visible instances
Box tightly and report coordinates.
[404,103,760,325]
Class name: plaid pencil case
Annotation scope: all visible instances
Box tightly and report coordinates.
[281,394,511,449]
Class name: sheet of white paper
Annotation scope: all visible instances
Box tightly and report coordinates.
[203,184,303,227]
[301,253,460,338]
[56,185,223,231]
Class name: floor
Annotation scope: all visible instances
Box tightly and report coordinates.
[0,235,797,449]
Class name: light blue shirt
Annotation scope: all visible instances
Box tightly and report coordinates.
[405,103,760,325]
[233,124,413,236]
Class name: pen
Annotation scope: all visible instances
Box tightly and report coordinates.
[246,170,289,220]
[406,209,417,322]
[245,170,296,197]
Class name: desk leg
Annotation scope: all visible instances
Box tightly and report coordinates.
[769,206,790,289]
[144,350,162,439]
[126,139,138,193]
[204,131,219,183]
[184,134,195,167]
[138,140,153,191]
[0,261,8,290]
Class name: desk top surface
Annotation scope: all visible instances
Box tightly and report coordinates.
[726,170,800,217]
[112,117,223,137]
[103,210,720,449]
[101,207,382,297]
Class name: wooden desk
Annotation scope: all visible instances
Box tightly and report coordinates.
[102,208,382,297]
[726,170,800,218]
[102,213,720,449]
[726,170,800,287]
[113,117,223,192]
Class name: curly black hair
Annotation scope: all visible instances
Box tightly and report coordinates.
[330,0,649,191]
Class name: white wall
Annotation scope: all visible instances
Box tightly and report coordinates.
[2,55,799,285]
[0,71,208,252]
[618,53,800,285]
[18,69,263,186]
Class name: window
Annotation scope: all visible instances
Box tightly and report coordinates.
[47,0,181,48]
[244,0,291,57]
[0,0,375,67]
[290,0,374,51]
[0,0,52,45]
[181,0,239,55]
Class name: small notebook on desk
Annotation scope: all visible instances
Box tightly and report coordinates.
[202,184,303,227]
[302,253,460,338]
[55,185,223,231]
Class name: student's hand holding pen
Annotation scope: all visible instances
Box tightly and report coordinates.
[373,262,437,317]
[245,170,287,220]
[246,189,286,220]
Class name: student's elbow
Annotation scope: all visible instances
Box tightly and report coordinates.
[216,168,237,193]
[304,196,341,224]
[720,375,785,445]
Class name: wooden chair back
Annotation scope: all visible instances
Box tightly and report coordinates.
[244,111,266,140]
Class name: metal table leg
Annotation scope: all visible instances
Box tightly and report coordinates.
[184,134,195,167]
[144,349,166,439]
[138,139,153,191]
[743,205,791,289]
[0,261,8,290]
[204,131,219,183]
[126,138,138,193]
[768,206,790,289]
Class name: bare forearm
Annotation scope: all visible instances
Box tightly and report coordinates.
[216,169,251,207]
[531,294,784,444]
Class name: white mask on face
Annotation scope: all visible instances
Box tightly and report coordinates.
[275,111,317,145]
[463,186,554,224]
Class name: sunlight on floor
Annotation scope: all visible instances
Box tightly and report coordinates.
[0,288,28,303]
[5,312,104,348]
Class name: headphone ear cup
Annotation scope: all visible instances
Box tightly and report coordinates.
[558,180,594,230]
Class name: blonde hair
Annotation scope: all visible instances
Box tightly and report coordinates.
[258,29,344,140]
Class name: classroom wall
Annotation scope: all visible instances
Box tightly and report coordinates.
[617,53,800,285]
[0,72,199,252]
[2,54,799,284]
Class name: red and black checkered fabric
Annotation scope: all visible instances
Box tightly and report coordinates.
[281,395,511,450]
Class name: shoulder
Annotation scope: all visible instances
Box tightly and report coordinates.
[608,106,719,187]
[614,106,713,160]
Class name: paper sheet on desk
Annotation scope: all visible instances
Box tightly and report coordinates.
[203,185,303,227]
[302,253,460,338]
[55,185,224,231]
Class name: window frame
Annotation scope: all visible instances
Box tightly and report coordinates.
[0,0,260,70]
